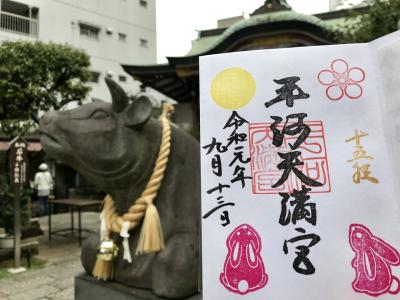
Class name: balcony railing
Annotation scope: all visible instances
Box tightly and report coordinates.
[0,11,38,37]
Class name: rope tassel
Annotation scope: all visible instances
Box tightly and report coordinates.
[93,238,118,281]
[93,258,114,281]
[136,203,165,255]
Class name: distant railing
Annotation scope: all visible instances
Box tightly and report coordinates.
[0,11,38,37]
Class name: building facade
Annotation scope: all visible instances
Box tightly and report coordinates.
[0,0,157,199]
[329,0,366,11]
[123,0,369,130]
[0,0,157,101]
[123,0,338,130]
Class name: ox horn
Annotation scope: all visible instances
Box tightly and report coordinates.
[105,77,128,113]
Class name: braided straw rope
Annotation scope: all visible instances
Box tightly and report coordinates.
[102,103,174,246]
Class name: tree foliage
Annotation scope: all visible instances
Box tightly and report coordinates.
[337,0,400,43]
[0,153,30,232]
[0,174,30,232]
[0,40,91,136]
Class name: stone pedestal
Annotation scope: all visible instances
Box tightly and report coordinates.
[75,273,202,300]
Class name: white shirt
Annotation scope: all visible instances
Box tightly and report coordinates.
[34,171,53,196]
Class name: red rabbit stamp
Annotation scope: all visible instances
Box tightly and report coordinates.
[349,224,400,297]
[220,224,268,295]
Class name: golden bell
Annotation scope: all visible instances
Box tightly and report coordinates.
[96,239,119,261]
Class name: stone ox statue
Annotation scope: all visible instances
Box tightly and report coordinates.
[39,78,200,299]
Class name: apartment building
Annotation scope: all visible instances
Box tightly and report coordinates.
[329,0,366,10]
[0,0,157,101]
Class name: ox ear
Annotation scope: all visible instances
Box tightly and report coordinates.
[105,77,129,113]
[123,96,152,127]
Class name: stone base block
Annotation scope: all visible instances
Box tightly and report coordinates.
[7,267,26,274]
[75,273,202,300]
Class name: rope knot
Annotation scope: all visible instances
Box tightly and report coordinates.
[161,103,174,118]
[142,195,153,206]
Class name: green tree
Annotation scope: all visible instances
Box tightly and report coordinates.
[0,40,91,137]
[337,0,400,43]
[0,171,30,232]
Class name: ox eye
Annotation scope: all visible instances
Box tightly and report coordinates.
[91,110,109,120]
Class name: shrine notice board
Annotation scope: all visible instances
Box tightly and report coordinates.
[200,31,400,299]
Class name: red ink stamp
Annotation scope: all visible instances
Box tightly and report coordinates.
[249,121,331,194]
[349,224,400,297]
[220,224,268,295]
[318,59,365,101]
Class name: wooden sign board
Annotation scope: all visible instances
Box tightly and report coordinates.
[9,136,28,188]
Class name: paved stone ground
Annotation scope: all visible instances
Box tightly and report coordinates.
[0,212,99,300]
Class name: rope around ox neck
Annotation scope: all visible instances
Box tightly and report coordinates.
[93,104,173,280]
[94,103,174,281]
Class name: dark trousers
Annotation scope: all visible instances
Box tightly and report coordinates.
[38,195,49,216]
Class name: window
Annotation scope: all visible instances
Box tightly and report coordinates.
[0,2,39,37]
[89,71,100,83]
[119,75,127,82]
[106,27,113,35]
[118,33,127,42]
[79,23,100,40]
[140,38,148,48]
[139,0,148,7]
[106,71,113,78]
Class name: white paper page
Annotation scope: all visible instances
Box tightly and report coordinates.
[370,30,400,190]
[200,38,400,300]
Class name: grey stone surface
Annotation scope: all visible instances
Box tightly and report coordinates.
[51,276,74,290]
[75,273,202,300]
[9,285,59,300]
[48,287,74,300]
[0,276,55,295]
[39,78,201,299]
[0,212,99,300]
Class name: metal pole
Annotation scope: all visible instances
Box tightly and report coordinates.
[48,202,52,240]
[13,184,21,269]
[71,206,74,236]
[0,0,3,31]
[78,207,82,246]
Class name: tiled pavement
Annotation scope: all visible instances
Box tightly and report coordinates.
[0,212,99,300]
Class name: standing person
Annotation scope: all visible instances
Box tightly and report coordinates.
[34,163,53,216]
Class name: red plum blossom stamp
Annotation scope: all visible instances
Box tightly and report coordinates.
[220,224,268,295]
[318,59,365,101]
[349,224,400,297]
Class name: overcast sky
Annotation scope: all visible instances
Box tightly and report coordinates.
[156,0,332,63]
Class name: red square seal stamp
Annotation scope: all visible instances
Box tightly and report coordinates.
[249,121,331,194]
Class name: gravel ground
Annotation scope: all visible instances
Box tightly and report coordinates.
[0,212,99,300]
